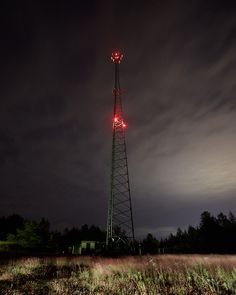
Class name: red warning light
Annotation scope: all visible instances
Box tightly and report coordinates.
[111,50,123,63]
[113,116,127,129]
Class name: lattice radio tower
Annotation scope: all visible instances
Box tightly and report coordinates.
[106,50,135,246]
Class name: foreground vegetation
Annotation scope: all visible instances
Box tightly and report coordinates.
[1,255,236,294]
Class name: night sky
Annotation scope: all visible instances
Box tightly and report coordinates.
[1,1,236,238]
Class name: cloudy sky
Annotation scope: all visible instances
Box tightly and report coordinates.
[1,1,236,238]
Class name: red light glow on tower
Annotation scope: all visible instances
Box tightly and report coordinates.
[111,50,123,63]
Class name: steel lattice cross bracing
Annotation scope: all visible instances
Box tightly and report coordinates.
[106,50,135,247]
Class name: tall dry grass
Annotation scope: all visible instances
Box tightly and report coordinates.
[0,255,236,294]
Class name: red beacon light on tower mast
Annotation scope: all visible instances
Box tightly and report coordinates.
[111,50,123,63]
[112,116,127,129]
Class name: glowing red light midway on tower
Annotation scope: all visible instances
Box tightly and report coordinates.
[112,116,127,129]
[111,50,123,63]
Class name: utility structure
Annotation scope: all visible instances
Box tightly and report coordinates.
[106,50,135,248]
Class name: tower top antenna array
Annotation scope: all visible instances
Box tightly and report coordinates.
[111,50,123,63]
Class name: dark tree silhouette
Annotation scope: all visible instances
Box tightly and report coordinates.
[160,211,236,254]
[0,214,24,240]
[142,233,159,254]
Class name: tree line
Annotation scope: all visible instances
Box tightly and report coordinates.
[143,211,236,254]
[1,211,236,254]
[0,214,105,252]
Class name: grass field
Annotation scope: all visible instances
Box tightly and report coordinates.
[0,254,236,294]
